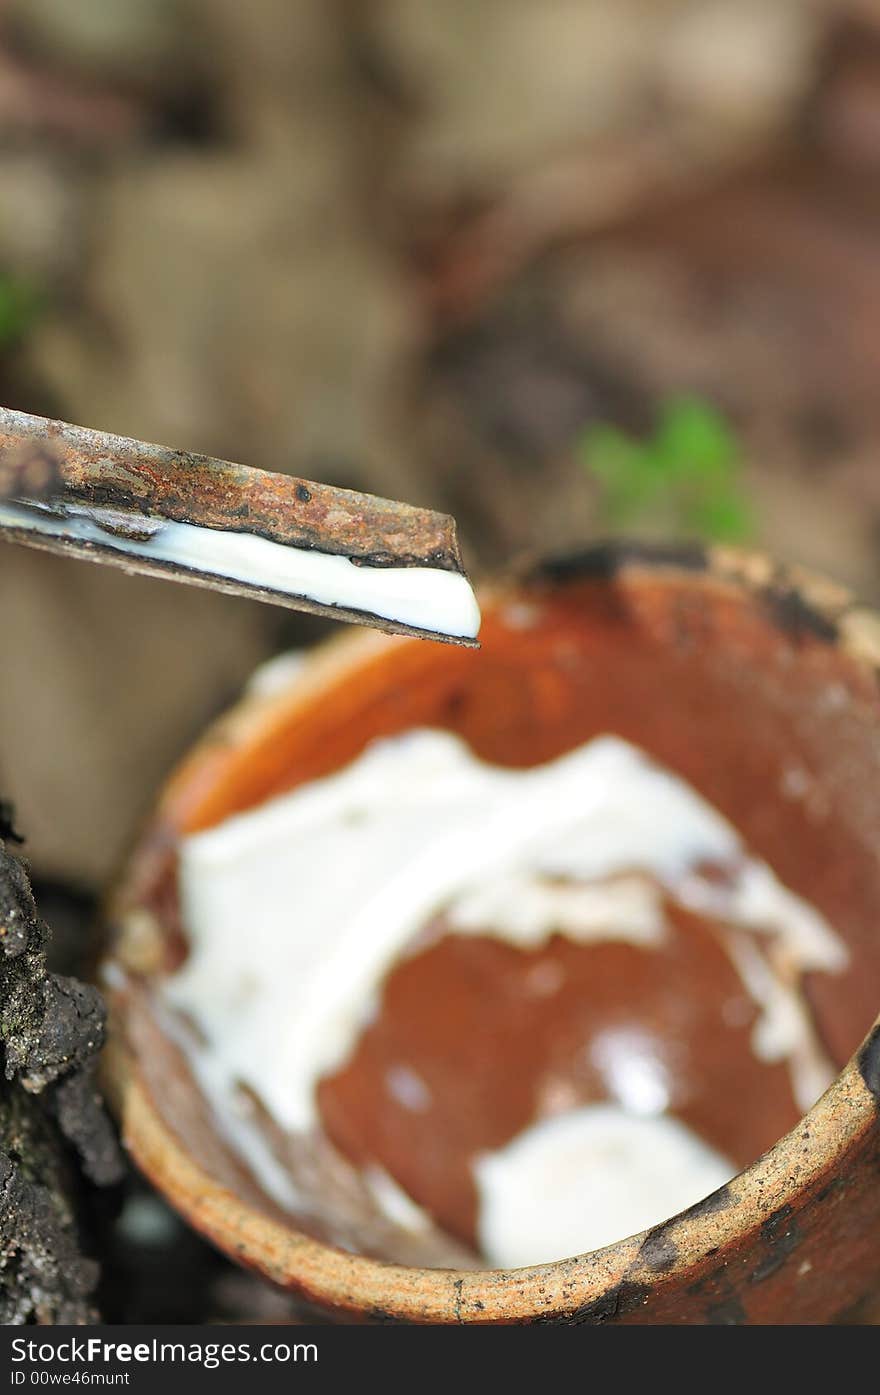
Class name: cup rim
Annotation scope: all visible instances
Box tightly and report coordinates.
[102,541,880,1323]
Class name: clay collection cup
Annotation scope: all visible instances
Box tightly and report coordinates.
[101,543,880,1323]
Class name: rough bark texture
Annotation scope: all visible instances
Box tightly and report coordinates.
[0,833,123,1323]
[0,1083,99,1324]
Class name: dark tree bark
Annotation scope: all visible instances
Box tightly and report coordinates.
[0,832,123,1323]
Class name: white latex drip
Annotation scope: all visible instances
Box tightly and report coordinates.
[474,1105,735,1268]
[166,729,845,1142]
[0,499,481,639]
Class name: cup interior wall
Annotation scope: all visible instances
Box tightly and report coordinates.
[126,569,880,1258]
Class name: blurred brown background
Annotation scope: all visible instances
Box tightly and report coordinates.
[2,0,880,888]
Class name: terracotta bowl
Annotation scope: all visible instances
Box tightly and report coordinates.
[102,543,880,1324]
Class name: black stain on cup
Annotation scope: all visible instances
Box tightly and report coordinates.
[637,1228,679,1273]
[761,586,838,645]
[857,1024,880,1105]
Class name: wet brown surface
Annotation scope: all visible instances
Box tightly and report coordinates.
[318,897,802,1247]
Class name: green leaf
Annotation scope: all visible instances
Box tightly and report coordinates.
[655,396,738,477]
[580,395,751,542]
[685,490,752,542]
[0,276,44,350]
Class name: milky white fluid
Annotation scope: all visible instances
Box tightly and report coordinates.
[474,1105,734,1268]
[165,727,845,1157]
[0,499,481,640]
